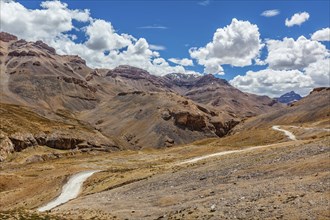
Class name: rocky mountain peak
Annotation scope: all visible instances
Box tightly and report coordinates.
[164,73,201,87]
[106,65,151,79]
[195,74,229,87]
[0,32,18,42]
[164,73,229,88]
[275,91,302,104]
[33,40,56,55]
[165,73,200,80]
[63,55,87,65]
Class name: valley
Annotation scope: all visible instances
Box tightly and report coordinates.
[0,32,329,220]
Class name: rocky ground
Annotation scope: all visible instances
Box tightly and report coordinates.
[0,125,329,220]
[54,138,330,220]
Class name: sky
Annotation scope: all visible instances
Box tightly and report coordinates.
[0,0,329,97]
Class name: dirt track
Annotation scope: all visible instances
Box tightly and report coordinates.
[54,138,330,220]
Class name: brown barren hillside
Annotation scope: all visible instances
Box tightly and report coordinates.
[0,32,283,159]
[164,73,283,118]
[237,87,330,130]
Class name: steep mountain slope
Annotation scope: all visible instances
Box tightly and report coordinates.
[0,103,121,161]
[237,87,330,130]
[0,33,234,154]
[0,33,97,112]
[0,32,282,157]
[79,91,238,149]
[104,65,173,93]
[164,73,283,118]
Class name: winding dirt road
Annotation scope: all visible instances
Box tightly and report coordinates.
[179,125,297,165]
[177,144,278,165]
[272,125,297,141]
[37,170,100,212]
[37,126,299,210]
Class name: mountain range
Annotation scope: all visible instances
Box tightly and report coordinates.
[0,32,284,160]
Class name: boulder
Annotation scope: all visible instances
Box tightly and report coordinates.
[25,155,45,164]
[164,136,174,147]
[161,110,172,120]
[9,132,38,151]
[0,134,14,161]
[45,134,84,150]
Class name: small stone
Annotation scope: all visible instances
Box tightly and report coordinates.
[308,200,315,205]
[210,204,216,212]
[161,110,172,120]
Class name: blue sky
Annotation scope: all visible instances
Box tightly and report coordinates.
[18,0,329,80]
[1,0,329,96]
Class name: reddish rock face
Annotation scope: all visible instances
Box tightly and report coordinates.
[0,32,18,42]
[8,50,39,57]
[107,65,152,80]
[173,112,207,131]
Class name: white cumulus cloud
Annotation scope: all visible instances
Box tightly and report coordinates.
[0,0,195,76]
[311,28,330,41]
[231,54,330,97]
[203,59,224,75]
[233,35,330,96]
[304,58,330,87]
[168,58,193,66]
[261,9,280,17]
[189,18,263,74]
[266,36,329,70]
[285,12,310,27]
[230,69,313,97]
[85,19,132,51]
[0,0,90,41]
